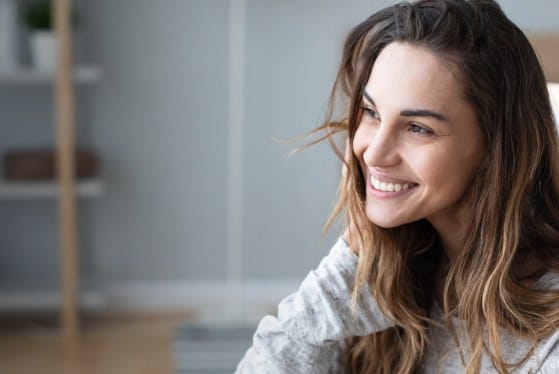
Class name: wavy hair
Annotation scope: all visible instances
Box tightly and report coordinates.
[311,0,559,372]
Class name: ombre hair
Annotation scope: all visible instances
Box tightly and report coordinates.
[311,0,559,372]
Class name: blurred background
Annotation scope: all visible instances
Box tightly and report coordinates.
[0,0,557,373]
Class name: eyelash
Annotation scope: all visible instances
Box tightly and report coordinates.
[361,107,379,119]
[360,106,434,136]
[407,123,433,135]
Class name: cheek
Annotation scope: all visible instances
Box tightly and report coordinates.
[412,146,482,197]
[351,131,369,193]
[352,127,366,158]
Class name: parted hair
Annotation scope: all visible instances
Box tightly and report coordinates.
[312,0,559,372]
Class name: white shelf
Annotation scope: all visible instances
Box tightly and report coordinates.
[0,289,64,311]
[0,65,102,84]
[0,179,104,199]
[0,289,104,311]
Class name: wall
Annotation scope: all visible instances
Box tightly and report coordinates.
[79,0,230,286]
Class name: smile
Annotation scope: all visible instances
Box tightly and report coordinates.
[370,175,417,192]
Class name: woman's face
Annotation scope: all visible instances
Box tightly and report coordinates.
[353,42,485,230]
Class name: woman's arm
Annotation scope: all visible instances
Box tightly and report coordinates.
[235,237,395,373]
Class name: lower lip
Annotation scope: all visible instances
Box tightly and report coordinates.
[366,178,418,199]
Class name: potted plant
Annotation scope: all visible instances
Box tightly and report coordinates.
[22,0,78,71]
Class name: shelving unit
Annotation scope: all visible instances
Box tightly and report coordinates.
[0,0,102,343]
[0,179,104,199]
[0,65,101,84]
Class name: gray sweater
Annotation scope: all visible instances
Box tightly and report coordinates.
[235,238,559,373]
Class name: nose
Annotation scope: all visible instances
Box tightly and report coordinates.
[360,125,400,167]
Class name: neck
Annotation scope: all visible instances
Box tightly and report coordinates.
[429,213,468,264]
[437,229,466,263]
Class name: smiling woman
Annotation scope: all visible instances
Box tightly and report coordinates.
[236,0,559,373]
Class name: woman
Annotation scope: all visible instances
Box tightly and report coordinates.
[236,0,559,372]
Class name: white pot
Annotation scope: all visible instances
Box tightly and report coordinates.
[30,31,57,72]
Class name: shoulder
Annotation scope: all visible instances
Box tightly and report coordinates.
[534,271,559,291]
[527,271,559,371]
[534,327,559,372]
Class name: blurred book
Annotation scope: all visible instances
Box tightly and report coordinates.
[173,323,255,374]
[4,148,100,181]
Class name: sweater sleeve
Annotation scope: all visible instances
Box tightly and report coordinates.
[235,237,395,374]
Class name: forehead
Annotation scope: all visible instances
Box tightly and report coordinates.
[366,42,466,111]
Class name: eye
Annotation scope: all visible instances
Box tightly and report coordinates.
[408,123,433,135]
[361,106,379,120]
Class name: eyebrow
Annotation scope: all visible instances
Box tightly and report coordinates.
[362,90,449,122]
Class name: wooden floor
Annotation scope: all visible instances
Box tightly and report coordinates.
[0,311,195,374]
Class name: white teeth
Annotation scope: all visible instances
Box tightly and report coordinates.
[370,176,413,192]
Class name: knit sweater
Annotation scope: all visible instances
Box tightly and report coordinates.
[235,238,559,373]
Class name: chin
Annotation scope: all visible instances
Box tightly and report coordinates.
[365,211,407,229]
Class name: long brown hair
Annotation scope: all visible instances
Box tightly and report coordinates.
[312,0,559,372]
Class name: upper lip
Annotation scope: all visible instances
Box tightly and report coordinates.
[368,170,416,185]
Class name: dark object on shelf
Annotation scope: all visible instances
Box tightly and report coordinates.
[22,0,80,31]
[4,149,100,180]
